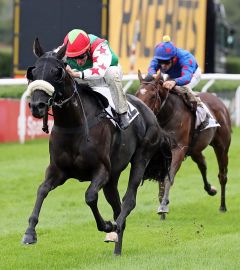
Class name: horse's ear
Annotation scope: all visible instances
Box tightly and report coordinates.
[56,43,67,60]
[138,70,144,82]
[33,37,44,58]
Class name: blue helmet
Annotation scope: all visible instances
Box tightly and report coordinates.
[154,36,177,60]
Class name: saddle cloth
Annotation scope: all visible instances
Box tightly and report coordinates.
[195,102,220,130]
[91,85,139,128]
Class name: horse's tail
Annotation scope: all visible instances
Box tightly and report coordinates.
[143,129,172,182]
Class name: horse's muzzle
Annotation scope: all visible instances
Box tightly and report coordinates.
[29,101,47,118]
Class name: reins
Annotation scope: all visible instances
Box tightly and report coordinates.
[42,76,90,141]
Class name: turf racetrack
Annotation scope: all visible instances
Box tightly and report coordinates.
[0,127,240,269]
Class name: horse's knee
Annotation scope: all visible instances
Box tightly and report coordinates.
[85,190,98,207]
[37,183,51,198]
[218,173,227,185]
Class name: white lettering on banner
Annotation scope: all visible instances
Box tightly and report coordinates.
[26,116,53,138]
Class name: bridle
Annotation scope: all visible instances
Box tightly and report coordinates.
[41,74,89,140]
[141,80,168,116]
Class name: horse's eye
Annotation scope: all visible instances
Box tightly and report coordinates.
[54,68,65,82]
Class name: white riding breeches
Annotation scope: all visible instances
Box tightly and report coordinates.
[186,67,201,89]
[82,65,128,114]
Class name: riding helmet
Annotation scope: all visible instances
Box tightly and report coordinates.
[64,29,90,57]
[154,35,177,60]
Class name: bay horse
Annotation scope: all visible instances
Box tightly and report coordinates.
[22,39,172,255]
[136,70,231,220]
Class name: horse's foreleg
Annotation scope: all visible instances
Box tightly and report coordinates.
[85,166,115,233]
[191,152,217,196]
[103,176,123,256]
[158,178,171,215]
[115,160,147,234]
[22,166,65,245]
[22,182,51,244]
[158,149,185,216]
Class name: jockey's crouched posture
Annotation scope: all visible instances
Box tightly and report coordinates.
[59,29,129,130]
[145,35,212,130]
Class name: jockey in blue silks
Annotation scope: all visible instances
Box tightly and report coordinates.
[145,35,215,130]
[146,35,201,90]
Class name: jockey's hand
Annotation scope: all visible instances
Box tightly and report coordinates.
[163,80,176,90]
[66,65,83,79]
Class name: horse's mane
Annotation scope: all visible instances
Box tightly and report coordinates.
[169,88,197,112]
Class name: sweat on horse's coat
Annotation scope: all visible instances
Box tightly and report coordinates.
[22,38,172,255]
[136,70,231,220]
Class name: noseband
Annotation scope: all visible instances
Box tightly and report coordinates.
[40,76,79,133]
[43,77,89,140]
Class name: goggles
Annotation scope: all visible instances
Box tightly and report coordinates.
[73,52,88,60]
[158,59,172,65]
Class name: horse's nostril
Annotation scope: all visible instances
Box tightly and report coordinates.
[38,102,46,109]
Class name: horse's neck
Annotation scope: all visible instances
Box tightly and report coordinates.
[53,84,100,128]
[158,92,184,125]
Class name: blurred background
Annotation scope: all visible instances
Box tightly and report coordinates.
[0,0,240,78]
[1,0,240,143]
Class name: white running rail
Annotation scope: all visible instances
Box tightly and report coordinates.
[1,73,240,143]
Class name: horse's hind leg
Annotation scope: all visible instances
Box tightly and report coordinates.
[22,166,66,244]
[212,144,229,212]
[191,152,217,196]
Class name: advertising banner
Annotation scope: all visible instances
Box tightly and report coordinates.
[0,99,53,143]
[109,0,207,74]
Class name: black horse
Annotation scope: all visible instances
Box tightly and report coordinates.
[22,39,172,255]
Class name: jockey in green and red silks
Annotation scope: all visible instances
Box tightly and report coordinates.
[61,29,129,130]
[64,30,118,77]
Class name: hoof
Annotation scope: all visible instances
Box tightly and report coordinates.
[104,232,118,243]
[157,205,169,214]
[160,213,166,220]
[22,233,37,245]
[219,206,227,212]
[205,185,217,196]
[209,186,217,196]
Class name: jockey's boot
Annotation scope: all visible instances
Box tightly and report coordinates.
[199,113,210,131]
[118,112,130,130]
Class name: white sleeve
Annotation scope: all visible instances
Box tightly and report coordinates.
[83,42,112,80]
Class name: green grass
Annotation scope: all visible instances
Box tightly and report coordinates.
[0,85,27,99]
[0,128,240,270]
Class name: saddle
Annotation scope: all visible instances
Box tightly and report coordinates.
[75,80,139,128]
